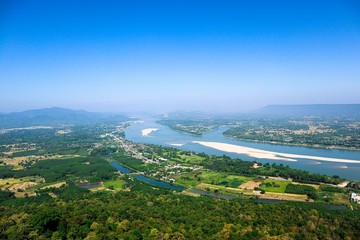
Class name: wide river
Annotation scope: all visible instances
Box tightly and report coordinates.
[125,118,360,181]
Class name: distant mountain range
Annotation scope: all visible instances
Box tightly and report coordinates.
[0,107,130,128]
[162,104,360,120]
[255,104,360,118]
[1,104,358,129]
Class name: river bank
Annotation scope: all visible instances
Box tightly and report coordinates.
[125,118,360,180]
[193,141,360,164]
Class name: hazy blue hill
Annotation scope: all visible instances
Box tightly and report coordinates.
[0,107,129,128]
[162,111,213,120]
[255,104,360,118]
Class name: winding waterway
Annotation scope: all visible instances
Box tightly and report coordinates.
[125,117,360,181]
[110,162,185,190]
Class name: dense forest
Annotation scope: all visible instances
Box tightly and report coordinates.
[0,157,116,183]
[1,185,360,239]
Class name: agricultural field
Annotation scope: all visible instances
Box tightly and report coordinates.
[195,183,245,197]
[261,192,309,202]
[103,179,126,191]
[291,181,320,189]
[285,183,317,194]
[173,170,253,188]
[177,153,205,165]
[260,179,291,193]
[40,182,67,190]
[0,176,44,197]
[239,178,264,190]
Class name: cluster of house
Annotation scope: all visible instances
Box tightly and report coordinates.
[350,193,360,203]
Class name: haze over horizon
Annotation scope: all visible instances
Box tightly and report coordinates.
[1,0,360,113]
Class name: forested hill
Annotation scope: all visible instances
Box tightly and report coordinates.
[0,107,130,128]
[254,104,360,118]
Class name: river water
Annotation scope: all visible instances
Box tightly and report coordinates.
[110,162,185,190]
[124,118,360,181]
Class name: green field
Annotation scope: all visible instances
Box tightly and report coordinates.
[260,179,291,193]
[178,154,205,164]
[174,170,254,188]
[285,183,316,194]
[103,180,125,191]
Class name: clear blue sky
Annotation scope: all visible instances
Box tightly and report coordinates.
[1,0,360,113]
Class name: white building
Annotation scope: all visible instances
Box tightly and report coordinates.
[350,193,360,203]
